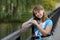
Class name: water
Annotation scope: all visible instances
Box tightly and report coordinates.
[0,23,21,39]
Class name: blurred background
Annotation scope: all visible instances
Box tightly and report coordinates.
[0,0,60,40]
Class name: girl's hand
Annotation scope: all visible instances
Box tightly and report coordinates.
[21,27,27,32]
[31,20,38,26]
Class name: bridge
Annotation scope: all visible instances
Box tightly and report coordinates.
[1,7,60,40]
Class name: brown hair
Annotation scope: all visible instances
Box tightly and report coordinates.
[33,5,48,22]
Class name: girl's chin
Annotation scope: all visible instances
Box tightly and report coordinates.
[37,17,41,18]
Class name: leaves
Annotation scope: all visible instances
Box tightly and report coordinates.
[0,0,56,22]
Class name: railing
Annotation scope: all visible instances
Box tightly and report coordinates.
[1,7,60,40]
[1,30,20,40]
[48,7,60,33]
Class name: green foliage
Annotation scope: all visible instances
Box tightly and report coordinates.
[21,12,32,22]
[0,0,56,22]
[42,0,56,11]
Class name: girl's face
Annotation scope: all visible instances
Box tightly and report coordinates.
[34,10,44,19]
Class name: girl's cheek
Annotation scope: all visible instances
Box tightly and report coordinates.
[39,10,44,14]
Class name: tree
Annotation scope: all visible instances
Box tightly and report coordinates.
[42,0,56,11]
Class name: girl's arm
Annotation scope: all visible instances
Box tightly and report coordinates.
[22,20,32,28]
[21,20,32,32]
[36,24,52,36]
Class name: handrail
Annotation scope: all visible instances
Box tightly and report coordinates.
[1,7,60,40]
[48,7,60,18]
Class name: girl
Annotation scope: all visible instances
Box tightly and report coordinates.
[22,5,53,40]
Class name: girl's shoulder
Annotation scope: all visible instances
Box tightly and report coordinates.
[45,18,53,26]
[45,18,53,22]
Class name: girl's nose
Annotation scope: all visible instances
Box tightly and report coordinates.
[36,13,39,15]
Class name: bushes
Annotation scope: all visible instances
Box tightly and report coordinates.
[42,0,56,11]
[0,0,56,22]
[21,12,32,22]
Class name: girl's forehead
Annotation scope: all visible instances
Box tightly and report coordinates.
[34,10,43,13]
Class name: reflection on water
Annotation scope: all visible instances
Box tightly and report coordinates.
[0,23,21,39]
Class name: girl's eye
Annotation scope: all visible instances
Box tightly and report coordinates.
[34,12,37,14]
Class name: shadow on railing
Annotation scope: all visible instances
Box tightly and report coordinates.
[1,7,60,40]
